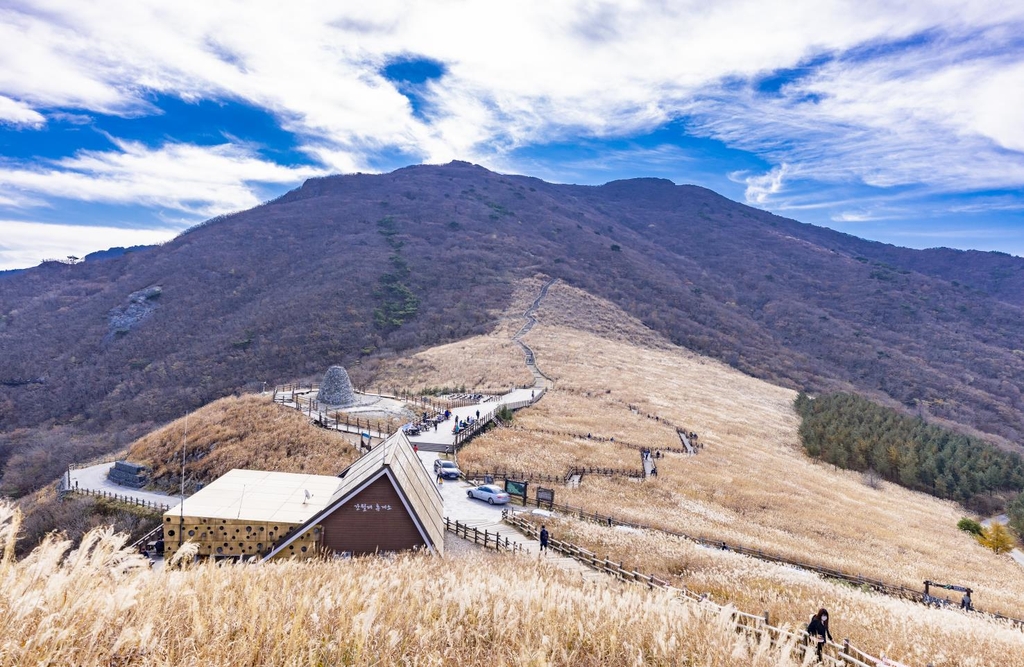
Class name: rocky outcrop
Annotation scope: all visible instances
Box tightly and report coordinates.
[106,285,162,341]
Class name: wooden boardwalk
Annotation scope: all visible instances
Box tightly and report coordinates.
[677,429,695,454]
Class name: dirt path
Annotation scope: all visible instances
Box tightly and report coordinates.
[512,277,557,389]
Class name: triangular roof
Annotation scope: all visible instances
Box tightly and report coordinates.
[263,430,444,559]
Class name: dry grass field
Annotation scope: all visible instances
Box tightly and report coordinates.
[127,395,361,493]
[1,502,822,667]
[411,282,1024,625]
[365,332,533,396]
[525,515,1024,667]
[518,323,1024,619]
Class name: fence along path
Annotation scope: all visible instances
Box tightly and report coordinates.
[462,464,645,485]
[62,485,172,512]
[503,511,888,667]
[443,517,525,555]
[450,514,606,584]
[503,493,1024,632]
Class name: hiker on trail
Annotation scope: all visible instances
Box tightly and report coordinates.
[806,609,833,662]
[651,466,657,477]
[961,591,973,611]
[539,525,549,553]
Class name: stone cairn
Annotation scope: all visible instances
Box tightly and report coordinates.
[316,365,356,407]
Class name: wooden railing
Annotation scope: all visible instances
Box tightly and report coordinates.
[63,486,173,511]
[503,511,883,667]
[506,425,693,455]
[452,387,548,449]
[443,517,523,555]
[462,463,645,485]
[128,523,165,551]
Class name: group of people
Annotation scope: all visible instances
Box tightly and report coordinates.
[452,410,482,435]
[408,408,461,435]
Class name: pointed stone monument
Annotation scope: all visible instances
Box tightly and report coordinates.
[316,365,356,407]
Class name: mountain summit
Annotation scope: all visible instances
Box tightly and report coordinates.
[2,162,1024,490]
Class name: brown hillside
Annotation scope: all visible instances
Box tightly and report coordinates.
[127,395,359,493]
[401,282,1024,620]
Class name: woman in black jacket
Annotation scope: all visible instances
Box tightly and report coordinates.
[806,608,833,661]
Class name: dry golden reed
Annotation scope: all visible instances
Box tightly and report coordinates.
[1,501,824,667]
[530,515,1024,667]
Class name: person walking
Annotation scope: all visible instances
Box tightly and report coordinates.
[961,591,973,611]
[806,608,833,662]
[539,525,549,554]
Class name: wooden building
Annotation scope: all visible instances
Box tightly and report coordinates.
[163,430,443,561]
[264,430,444,559]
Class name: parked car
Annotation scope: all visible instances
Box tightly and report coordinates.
[467,484,510,505]
[433,459,462,479]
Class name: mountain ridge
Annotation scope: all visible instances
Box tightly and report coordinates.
[2,161,1024,494]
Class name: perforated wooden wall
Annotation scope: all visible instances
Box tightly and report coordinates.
[163,516,321,560]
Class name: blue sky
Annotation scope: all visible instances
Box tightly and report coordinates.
[1,1,1023,269]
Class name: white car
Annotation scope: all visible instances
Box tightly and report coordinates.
[467,484,510,505]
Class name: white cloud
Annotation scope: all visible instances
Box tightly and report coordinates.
[0,220,177,270]
[741,164,789,205]
[0,94,44,127]
[0,0,1020,240]
[0,139,326,217]
[684,25,1024,196]
[0,2,1019,164]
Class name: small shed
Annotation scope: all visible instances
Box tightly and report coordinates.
[264,430,444,559]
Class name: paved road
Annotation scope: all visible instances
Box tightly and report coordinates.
[417,450,506,522]
[69,463,182,510]
[416,448,600,579]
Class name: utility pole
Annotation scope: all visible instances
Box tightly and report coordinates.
[179,412,189,548]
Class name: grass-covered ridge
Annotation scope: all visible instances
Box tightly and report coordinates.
[127,394,361,494]
[795,391,1024,509]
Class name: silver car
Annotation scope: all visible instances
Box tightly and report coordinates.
[467,484,510,505]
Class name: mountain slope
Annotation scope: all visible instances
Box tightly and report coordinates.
[2,161,1024,492]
